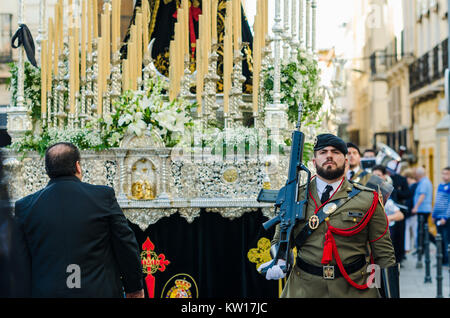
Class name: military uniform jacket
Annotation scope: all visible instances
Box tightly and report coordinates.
[272,177,396,298]
[350,169,372,186]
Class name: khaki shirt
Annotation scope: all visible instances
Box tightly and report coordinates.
[272,178,396,298]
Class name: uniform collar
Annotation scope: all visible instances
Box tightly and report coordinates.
[311,176,352,205]
[47,175,81,186]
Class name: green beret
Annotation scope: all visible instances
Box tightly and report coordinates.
[314,134,348,155]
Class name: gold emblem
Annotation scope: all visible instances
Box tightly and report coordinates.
[323,265,335,280]
[162,274,199,299]
[308,215,320,230]
[247,237,272,271]
[223,167,238,183]
[323,203,337,215]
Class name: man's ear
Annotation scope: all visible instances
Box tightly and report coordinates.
[76,161,82,175]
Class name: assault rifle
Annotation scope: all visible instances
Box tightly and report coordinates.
[256,102,311,274]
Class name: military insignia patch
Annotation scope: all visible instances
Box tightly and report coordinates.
[323,203,337,215]
[309,215,320,230]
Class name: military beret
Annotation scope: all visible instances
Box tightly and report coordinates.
[314,133,348,155]
[346,142,361,155]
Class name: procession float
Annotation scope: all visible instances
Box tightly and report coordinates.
[4,0,331,297]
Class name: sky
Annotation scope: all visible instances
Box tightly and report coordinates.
[244,0,354,50]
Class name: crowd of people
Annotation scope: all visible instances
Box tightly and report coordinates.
[345,143,450,267]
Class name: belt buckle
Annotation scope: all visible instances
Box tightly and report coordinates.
[323,265,335,280]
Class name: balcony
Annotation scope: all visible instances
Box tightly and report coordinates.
[409,38,448,94]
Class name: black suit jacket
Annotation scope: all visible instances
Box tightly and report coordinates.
[14,176,143,298]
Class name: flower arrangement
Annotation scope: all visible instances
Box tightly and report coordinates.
[262,48,324,124]
[100,77,194,148]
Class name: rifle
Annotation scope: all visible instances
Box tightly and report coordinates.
[257,102,311,274]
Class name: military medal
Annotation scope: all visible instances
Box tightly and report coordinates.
[309,215,320,230]
[323,203,337,215]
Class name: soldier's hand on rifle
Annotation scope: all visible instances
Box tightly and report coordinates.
[258,259,287,280]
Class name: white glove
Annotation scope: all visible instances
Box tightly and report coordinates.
[258,259,287,280]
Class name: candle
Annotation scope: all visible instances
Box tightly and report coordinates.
[104,4,111,80]
[97,36,103,116]
[212,0,218,43]
[142,0,149,55]
[69,34,75,114]
[41,39,47,119]
[136,11,142,83]
[47,18,53,91]
[112,0,117,53]
[223,1,233,114]
[87,0,92,54]
[253,3,261,113]
[169,40,175,100]
[117,0,122,47]
[93,0,98,38]
[53,5,59,74]
[196,37,202,113]
[182,0,188,58]
[81,0,86,80]
[122,59,129,91]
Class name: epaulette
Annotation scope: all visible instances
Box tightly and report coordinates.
[352,182,375,192]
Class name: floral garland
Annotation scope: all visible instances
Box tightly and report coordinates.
[11,77,195,155]
[8,61,42,122]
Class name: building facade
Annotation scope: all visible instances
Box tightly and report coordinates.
[346,0,450,189]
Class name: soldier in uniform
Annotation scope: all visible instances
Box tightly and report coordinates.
[346,142,372,185]
[260,134,398,298]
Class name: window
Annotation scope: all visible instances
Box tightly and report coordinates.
[0,14,12,63]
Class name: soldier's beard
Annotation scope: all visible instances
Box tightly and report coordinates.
[315,161,346,181]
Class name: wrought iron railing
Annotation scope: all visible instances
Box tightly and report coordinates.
[409,38,448,93]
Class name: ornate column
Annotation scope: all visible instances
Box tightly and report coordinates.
[264,0,288,145]
[291,0,299,59]
[36,0,46,62]
[299,0,304,49]
[282,0,291,60]
[306,0,311,52]
[312,0,317,53]
[115,148,128,202]
[7,0,32,143]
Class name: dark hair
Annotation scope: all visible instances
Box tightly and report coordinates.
[363,149,376,155]
[45,142,81,179]
[346,142,361,155]
[444,167,450,172]
[372,165,386,175]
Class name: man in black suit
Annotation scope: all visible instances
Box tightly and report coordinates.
[14,142,144,298]
[386,161,412,264]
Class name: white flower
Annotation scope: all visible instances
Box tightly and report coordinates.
[118,113,133,126]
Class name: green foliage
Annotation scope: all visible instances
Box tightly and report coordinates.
[263,48,324,124]
[9,61,42,121]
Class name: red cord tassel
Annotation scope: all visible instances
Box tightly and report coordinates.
[321,230,334,265]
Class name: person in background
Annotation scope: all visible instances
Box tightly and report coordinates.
[385,161,412,264]
[363,149,377,158]
[346,142,372,185]
[372,165,405,248]
[412,167,434,263]
[431,167,450,266]
[0,152,30,297]
[402,169,418,256]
